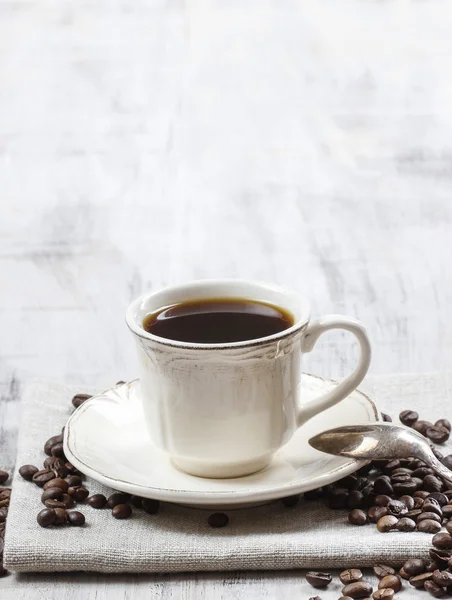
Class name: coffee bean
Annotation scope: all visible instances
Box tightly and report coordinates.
[41,487,64,503]
[106,492,129,509]
[436,419,451,432]
[399,410,419,426]
[339,569,363,585]
[44,499,67,509]
[129,495,143,508]
[424,475,444,492]
[427,426,450,444]
[32,469,55,487]
[423,501,443,517]
[382,413,392,422]
[404,510,422,523]
[142,498,160,514]
[441,505,452,518]
[0,508,7,523]
[413,467,434,479]
[346,490,364,509]
[374,477,393,496]
[112,503,132,519]
[448,556,452,570]
[429,549,452,566]
[305,571,332,589]
[44,434,63,456]
[399,495,415,510]
[417,519,442,533]
[396,517,416,531]
[375,495,391,507]
[327,488,349,509]
[44,478,69,492]
[60,494,73,508]
[428,492,448,506]
[393,481,419,495]
[87,494,107,509]
[69,487,89,502]
[383,459,401,474]
[348,509,367,525]
[67,511,85,526]
[445,521,452,536]
[207,512,229,528]
[414,496,425,507]
[431,445,444,460]
[390,472,411,483]
[281,494,299,507]
[50,458,69,478]
[373,506,389,521]
[50,443,66,459]
[37,508,56,527]
[410,572,433,587]
[72,393,92,408]
[418,512,442,524]
[386,500,407,517]
[433,532,452,548]
[342,581,372,598]
[372,590,394,599]
[427,561,440,572]
[18,464,38,481]
[432,569,452,587]
[304,488,324,501]
[65,475,82,488]
[415,490,431,499]
[367,506,380,522]
[413,420,433,436]
[424,580,444,597]
[378,575,401,592]
[377,515,398,532]
[442,455,452,470]
[399,567,409,579]
[54,508,68,525]
[65,462,83,477]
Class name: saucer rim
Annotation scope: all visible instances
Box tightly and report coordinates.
[64,374,379,506]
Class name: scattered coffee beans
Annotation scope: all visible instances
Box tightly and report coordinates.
[68,511,85,526]
[378,574,401,592]
[142,498,160,514]
[107,492,129,509]
[54,508,68,525]
[349,509,367,525]
[305,571,332,589]
[18,465,38,481]
[87,494,107,508]
[424,579,444,597]
[340,569,363,584]
[373,590,394,599]
[112,504,132,519]
[399,410,419,426]
[32,469,55,487]
[342,581,372,598]
[433,533,452,549]
[373,565,395,579]
[281,494,299,507]
[207,512,229,528]
[72,393,92,408]
[37,508,56,527]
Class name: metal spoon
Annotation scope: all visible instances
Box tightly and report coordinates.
[309,422,452,485]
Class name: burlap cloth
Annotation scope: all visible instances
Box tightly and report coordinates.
[4,372,452,573]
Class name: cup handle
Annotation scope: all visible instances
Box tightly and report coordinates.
[296,315,371,427]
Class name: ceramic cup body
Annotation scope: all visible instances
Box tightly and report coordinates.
[126,280,371,478]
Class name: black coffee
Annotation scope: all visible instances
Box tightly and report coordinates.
[143,298,294,343]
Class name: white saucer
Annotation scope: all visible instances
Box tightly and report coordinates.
[64,374,380,509]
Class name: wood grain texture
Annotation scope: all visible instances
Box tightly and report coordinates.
[2,0,452,596]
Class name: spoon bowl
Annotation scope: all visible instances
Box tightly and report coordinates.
[309,422,452,485]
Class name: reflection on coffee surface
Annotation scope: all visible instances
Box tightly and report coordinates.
[143,298,294,343]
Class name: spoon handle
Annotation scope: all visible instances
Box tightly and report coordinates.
[430,456,452,489]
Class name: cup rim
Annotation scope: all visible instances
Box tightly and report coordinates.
[125,279,310,350]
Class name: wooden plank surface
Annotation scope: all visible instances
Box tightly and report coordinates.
[2,0,452,597]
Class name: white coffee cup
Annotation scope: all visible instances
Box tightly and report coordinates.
[126,279,371,478]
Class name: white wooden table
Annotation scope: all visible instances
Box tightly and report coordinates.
[2,0,452,597]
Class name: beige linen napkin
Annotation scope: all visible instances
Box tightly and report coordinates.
[4,372,452,573]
